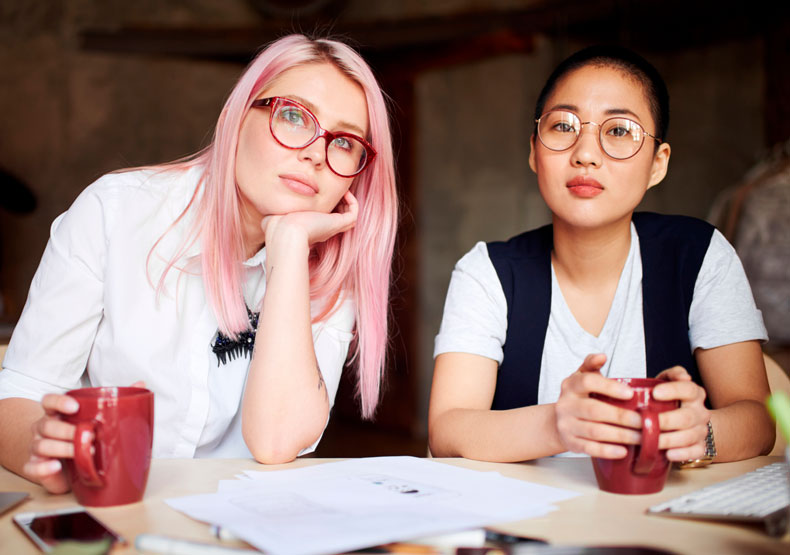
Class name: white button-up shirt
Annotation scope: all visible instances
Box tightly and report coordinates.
[0,166,354,458]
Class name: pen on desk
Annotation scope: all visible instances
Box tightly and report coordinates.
[352,544,443,554]
[210,525,544,553]
[766,391,790,443]
[135,533,259,555]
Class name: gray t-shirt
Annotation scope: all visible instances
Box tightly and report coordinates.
[434,224,768,408]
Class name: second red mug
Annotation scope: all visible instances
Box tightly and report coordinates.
[590,377,679,494]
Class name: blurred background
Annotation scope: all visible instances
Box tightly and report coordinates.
[1,0,788,457]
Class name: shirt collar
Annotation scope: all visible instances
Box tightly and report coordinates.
[243,246,267,269]
[183,241,267,270]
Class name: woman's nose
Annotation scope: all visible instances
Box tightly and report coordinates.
[571,125,603,168]
[297,137,327,168]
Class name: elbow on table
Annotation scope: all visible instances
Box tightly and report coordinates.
[243,424,317,465]
[759,426,776,457]
[427,439,451,458]
[427,417,457,458]
[250,445,299,465]
[245,436,301,465]
[241,407,328,464]
[749,402,777,457]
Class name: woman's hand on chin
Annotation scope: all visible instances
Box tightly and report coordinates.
[261,190,359,252]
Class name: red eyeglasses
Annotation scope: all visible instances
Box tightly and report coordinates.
[251,97,376,177]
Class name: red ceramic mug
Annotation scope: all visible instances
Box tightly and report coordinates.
[590,378,679,494]
[60,387,154,507]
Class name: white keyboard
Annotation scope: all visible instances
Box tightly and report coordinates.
[647,462,790,536]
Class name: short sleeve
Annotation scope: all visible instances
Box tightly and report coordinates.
[0,176,122,401]
[688,230,768,351]
[433,242,508,363]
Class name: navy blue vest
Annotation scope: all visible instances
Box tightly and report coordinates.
[487,212,714,410]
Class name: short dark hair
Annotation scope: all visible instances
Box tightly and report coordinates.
[534,45,670,143]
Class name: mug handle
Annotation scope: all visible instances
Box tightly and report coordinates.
[633,410,659,475]
[73,421,103,487]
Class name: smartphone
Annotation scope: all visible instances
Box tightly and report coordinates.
[13,506,126,553]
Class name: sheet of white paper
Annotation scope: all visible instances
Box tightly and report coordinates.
[245,457,577,508]
[166,457,578,555]
[244,457,502,485]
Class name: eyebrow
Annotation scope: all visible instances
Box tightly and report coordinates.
[546,103,643,121]
[285,95,367,136]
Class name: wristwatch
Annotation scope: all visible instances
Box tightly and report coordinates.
[678,420,717,469]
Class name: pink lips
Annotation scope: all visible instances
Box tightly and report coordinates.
[567,175,604,198]
[280,174,318,196]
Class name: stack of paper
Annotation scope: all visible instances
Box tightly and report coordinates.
[165,456,578,555]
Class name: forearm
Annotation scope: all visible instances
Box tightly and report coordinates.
[242,238,329,464]
[694,341,774,462]
[429,404,566,462]
[710,400,775,462]
[0,398,43,479]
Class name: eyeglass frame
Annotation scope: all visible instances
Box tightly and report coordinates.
[250,96,377,177]
[534,110,662,160]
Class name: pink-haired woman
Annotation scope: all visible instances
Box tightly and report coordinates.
[0,34,398,494]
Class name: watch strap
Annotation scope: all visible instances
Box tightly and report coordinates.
[677,420,716,469]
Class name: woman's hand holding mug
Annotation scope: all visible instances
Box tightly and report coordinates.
[555,353,642,459]
[24,393,80,494]
[23,381,147,495]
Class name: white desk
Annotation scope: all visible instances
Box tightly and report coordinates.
[1,456,788,554]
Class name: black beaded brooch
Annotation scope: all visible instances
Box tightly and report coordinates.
[212,307,260,366]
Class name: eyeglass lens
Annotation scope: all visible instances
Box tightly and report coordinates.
[271,102,368,176]
[537,111,646,159]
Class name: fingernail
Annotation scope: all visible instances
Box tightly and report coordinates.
[619,386,633,397]
[48,460,62,473]
[64,399,79,412]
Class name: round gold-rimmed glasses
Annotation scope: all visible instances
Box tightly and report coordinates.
[535,110,661,160]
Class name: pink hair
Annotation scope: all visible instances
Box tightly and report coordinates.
[152,35,397,419]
